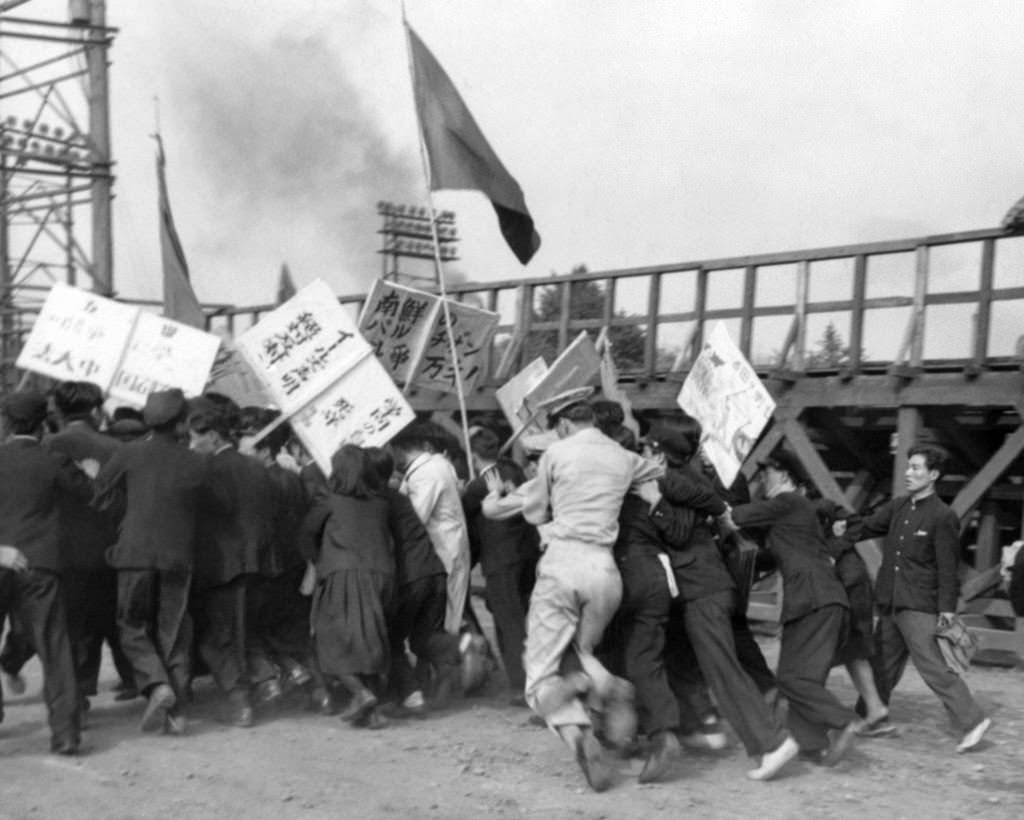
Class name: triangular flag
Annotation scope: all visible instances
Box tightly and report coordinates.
[155,135,205,329]
[277,263,297,305]
[406,23,541,265]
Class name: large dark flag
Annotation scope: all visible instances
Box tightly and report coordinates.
[155,135,205,329]
[406,23,541,265]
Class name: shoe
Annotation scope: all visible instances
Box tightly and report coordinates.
[798,748,829,766]
[602,679,637,750]
[364,707,389,730]
[308,687,337,716]
[226,691,254,728]
[255,677,284,707]
[2,671,26,696]
[575,729,613,792]
[339,690,377,724]
[747,735,799,781]
[114,688,140,702]
[638,730,681,784]
[855,714,898,738]
[957,717,992,753]
[822,722,857,767]
[50,738,80,756]
[680,717,729,751]
[165,712,187,736]
[286,665,313,689]
[432,664,462,708]
[140,684,177,733]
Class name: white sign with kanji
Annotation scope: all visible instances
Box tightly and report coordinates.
[677,322,775,487]
[16,283,138,390]
[108,312,222,408]
[290,353,416,475]
[235,279,372,414]
[358,279,440,384]
[410,300,499,394]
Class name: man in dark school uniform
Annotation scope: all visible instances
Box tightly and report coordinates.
[188,400,278,727]
[47,380,135,707]
[94,388,208,735]
[852,444,991,753]
[0,390,91,754]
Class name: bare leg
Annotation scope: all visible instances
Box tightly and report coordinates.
[846,659,887,722]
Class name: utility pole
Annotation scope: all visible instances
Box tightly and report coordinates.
[85,0,113,296]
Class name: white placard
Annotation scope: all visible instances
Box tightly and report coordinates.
[677,322,775,487]
[235,279,372,414]
[410,300,499,394]
[520,331,601,425]
[16,283,138,389]
[290,354,416,475]
[495,356,548,434]
[108,312,222,408]
[358,279,441,384]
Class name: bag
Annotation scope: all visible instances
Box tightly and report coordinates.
[934,615,979,675]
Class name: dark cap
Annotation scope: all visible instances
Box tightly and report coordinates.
[107,417,150,442]
[142,388,187,427]
[537,386,595,421]
[1,390,48,427]
[758,450,807,485]
[645,418,702,466]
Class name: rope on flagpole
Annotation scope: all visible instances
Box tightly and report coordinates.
[402,15,476,480]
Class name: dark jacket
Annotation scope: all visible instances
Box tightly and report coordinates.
[0,436,93,572]
[462,460,539,576]
[266,463,309,574]
[852,493,960,614]
[93,432,207,572]
[382,486,446,587]
[45,421,121,570]
[194,447,279,587]
[730,491,848,623]
[300,492,394,578]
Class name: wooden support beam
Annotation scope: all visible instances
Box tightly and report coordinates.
[844,469,875,509]
[644,273,661,379]
[847,254,867,375]
[740,419,787,480]
[811,408,889,478]
[931,415,988,471]
[892,407,921,495]
[557,281,571,353]
[792,261,809,372]
[740,266,756,358]
[974,500,1002,570]
[782,416,851,510]
[971,238,995,370]
[951,422,1024,520]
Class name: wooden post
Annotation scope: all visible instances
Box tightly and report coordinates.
[975,500,1001,571]
[892,406,922,495]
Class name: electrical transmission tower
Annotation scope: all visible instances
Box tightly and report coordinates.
[0,0,115,388]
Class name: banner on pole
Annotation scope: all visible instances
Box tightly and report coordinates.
[519,331,601,427]
[16,283,138,389]
[358,279,440,385]
[495,356,548,434]
[410,299,499,394]
[204,340,272,409]
[234,279,372,415]
[290,353,416,475]
[677,322,775,487]
[108,312,221,408]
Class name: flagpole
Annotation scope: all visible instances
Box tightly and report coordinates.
[403,16,477,480]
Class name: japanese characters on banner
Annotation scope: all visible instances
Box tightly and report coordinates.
[519,331,601,427]
[16,283,137,389]
[290,354,416,474]
[109,312,221,408]
[410,299,499,394]
[677,322,775,487]
[234,279,373,415]
[358,280,440,384]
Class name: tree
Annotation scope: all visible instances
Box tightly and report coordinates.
[521,265,647,370]
[805,321,858,368]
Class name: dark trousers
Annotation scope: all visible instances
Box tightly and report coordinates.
[867,608,985,731]
[684,590,786,756]
[65,568,134,696]
[483,561,533,691]
[388,574,460,699]
[246,567,313,683]
[731,612,777,694]
[194,575,250,696]
[777,604,856,752]
[117,569,192,701]
[0,608,35,676]
[617,551,679,735]
[0,568,80,747]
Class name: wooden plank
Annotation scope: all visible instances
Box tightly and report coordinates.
[892,407,921,495]
[557,281,571,353]
[781,416,851,509]
[910,245,929,366]
[844,469,875,508]
[975,501,1002,570]
[739,265,756,358]
[692,268,708,356]
[848,254,867,374]
[792,261,809,372]
[951,423,1024,519]
[740,419,787,480]
[972,238,995,368]
[644,272,661,378]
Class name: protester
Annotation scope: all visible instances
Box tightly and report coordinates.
[299,445,394,729]
[849,444,991,753]
[94,388,208,736]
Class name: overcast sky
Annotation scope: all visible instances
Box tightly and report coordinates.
[11,1,1024,349]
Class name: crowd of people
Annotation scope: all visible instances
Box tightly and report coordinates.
[0,378,1001,792]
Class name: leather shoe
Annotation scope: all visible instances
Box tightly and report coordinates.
[822,722,857,767]
[255,677,284,707]
[140,684,177,733]
[639,730,681,784]
[575,728,613,792]
[50,738,80,756]
[226,691,254,728]
[165,712,187,736]
[339,690,377,724]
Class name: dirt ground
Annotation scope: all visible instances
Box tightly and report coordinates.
[2,625,1023,820]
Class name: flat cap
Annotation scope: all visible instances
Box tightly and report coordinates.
[142,388,187,428]
[1,390,48,427]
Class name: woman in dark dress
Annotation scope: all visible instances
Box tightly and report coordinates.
[300,445,394,728]
[726,451,859,773]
